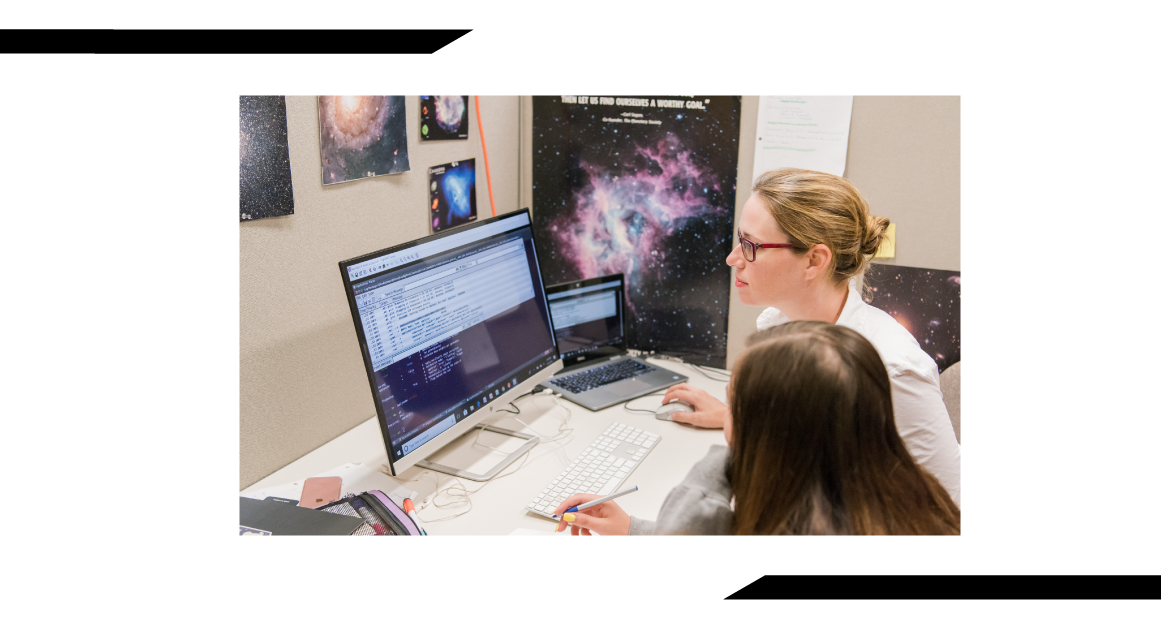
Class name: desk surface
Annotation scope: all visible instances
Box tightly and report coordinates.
[243,359,729,535]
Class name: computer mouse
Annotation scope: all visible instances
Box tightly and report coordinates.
[655,399,694,421]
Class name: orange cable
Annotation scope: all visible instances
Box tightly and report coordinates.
[474,96,497,217]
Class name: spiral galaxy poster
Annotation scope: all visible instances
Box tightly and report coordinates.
[429,159,477,233]
[317,96,410,185]
[419,96,469,140]
[532,96,741,367]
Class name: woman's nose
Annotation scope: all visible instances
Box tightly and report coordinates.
[726,243,744,267]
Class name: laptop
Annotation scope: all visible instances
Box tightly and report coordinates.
[544,273,688,410]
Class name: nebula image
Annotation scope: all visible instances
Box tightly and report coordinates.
[865,264,961,373]
[419,95,469,141]
[532,96,741,367]
[317,95,409,185]
[240,96,294,221]
[429,159,477,233]
[436,96,466,132]
[546,134,723,306]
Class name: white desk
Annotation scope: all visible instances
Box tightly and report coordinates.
[243,359,728,535]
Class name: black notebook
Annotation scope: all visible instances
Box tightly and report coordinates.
[239,496,365,536]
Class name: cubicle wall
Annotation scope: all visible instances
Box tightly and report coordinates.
[240,96,522,489]
[242,95,959,489]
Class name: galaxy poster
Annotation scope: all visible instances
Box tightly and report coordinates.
[420,96,469,140]
[239,96,294,222]
[429,159,477,233]
[865,264,961,373]
[532,96,742,368]
[317,96,410,185]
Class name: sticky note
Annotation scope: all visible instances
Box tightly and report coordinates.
[876,223,896,258]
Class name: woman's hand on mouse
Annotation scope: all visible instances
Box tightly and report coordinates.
[552,494,632,536]
[662,385,729,429]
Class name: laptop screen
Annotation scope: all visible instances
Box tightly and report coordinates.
[546,275,625,362]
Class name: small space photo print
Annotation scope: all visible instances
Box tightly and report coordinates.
[429,159,476,233]
[318,96,410,185]
[865,264,961,372]
[420,96,469,140]
[240,95,294,222]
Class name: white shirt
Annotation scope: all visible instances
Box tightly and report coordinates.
[756,283,962,506]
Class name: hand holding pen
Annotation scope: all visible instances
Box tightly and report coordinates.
[552,486,638,536]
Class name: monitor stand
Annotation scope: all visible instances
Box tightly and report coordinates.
[413,425,539,482]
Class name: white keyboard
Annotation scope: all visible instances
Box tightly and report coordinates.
[526,422,660,519]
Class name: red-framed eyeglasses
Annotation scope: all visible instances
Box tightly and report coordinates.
[736,230,797,262]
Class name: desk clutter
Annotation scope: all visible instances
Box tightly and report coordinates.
[240,463,422,536]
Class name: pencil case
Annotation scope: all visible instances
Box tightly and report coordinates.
[317,490,422,536]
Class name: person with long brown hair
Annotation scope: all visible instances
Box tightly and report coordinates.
[552,321,959,535]
[662,168,960,505]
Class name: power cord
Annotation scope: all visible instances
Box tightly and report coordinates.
[639,351,732,381]
[402,391,575,523]
[481,392,574,452]
[696,364,732,377]
[623,393,665,414]
[688,364,731,382]
[410,449,532,523]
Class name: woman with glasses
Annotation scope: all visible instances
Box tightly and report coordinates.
[553,322,960,535]
[662,168,961,506]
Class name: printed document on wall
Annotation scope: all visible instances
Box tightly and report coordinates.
[752,96,853,180]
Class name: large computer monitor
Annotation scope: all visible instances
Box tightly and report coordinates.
[339,209,563,478]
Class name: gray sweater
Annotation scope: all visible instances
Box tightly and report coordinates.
[628,445,734,535]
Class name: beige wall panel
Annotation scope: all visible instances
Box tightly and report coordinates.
[845,96,961,273]
[241,96,520,489]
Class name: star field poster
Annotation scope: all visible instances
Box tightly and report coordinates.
[420,96,469,140]
[532,96,742,368]
[317,96,410,185]
[429,159,477,232]
[239,96,294,222]
[865,264,961,373]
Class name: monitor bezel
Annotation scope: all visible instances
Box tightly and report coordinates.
[545,272,627,369]
[338,208,563,476]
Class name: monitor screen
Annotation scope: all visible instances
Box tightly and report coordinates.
[340,210,558,470]
[546,276,625,361]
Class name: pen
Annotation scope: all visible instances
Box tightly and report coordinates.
[402,498,427,535]
[553,486,639,518]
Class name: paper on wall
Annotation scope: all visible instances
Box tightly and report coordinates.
[241,462,416,508]
[751,96,854,181]
[876,223,896,258]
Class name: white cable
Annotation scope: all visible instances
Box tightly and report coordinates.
[384,391,576,524]
[408,446,533,523]
[501,393,574,446]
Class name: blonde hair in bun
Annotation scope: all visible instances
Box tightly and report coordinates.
[751,168,889,299]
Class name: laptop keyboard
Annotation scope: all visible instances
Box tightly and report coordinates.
[549,360,656,394]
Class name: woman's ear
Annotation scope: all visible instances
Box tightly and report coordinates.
[803,244,833,280]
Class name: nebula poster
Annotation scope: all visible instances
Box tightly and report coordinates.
[865,264,961,373]
[317,96,409,185]
[420,96,469,140]
[429,159,477,232]
[532,96,741,368]
[239,96,294,222]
